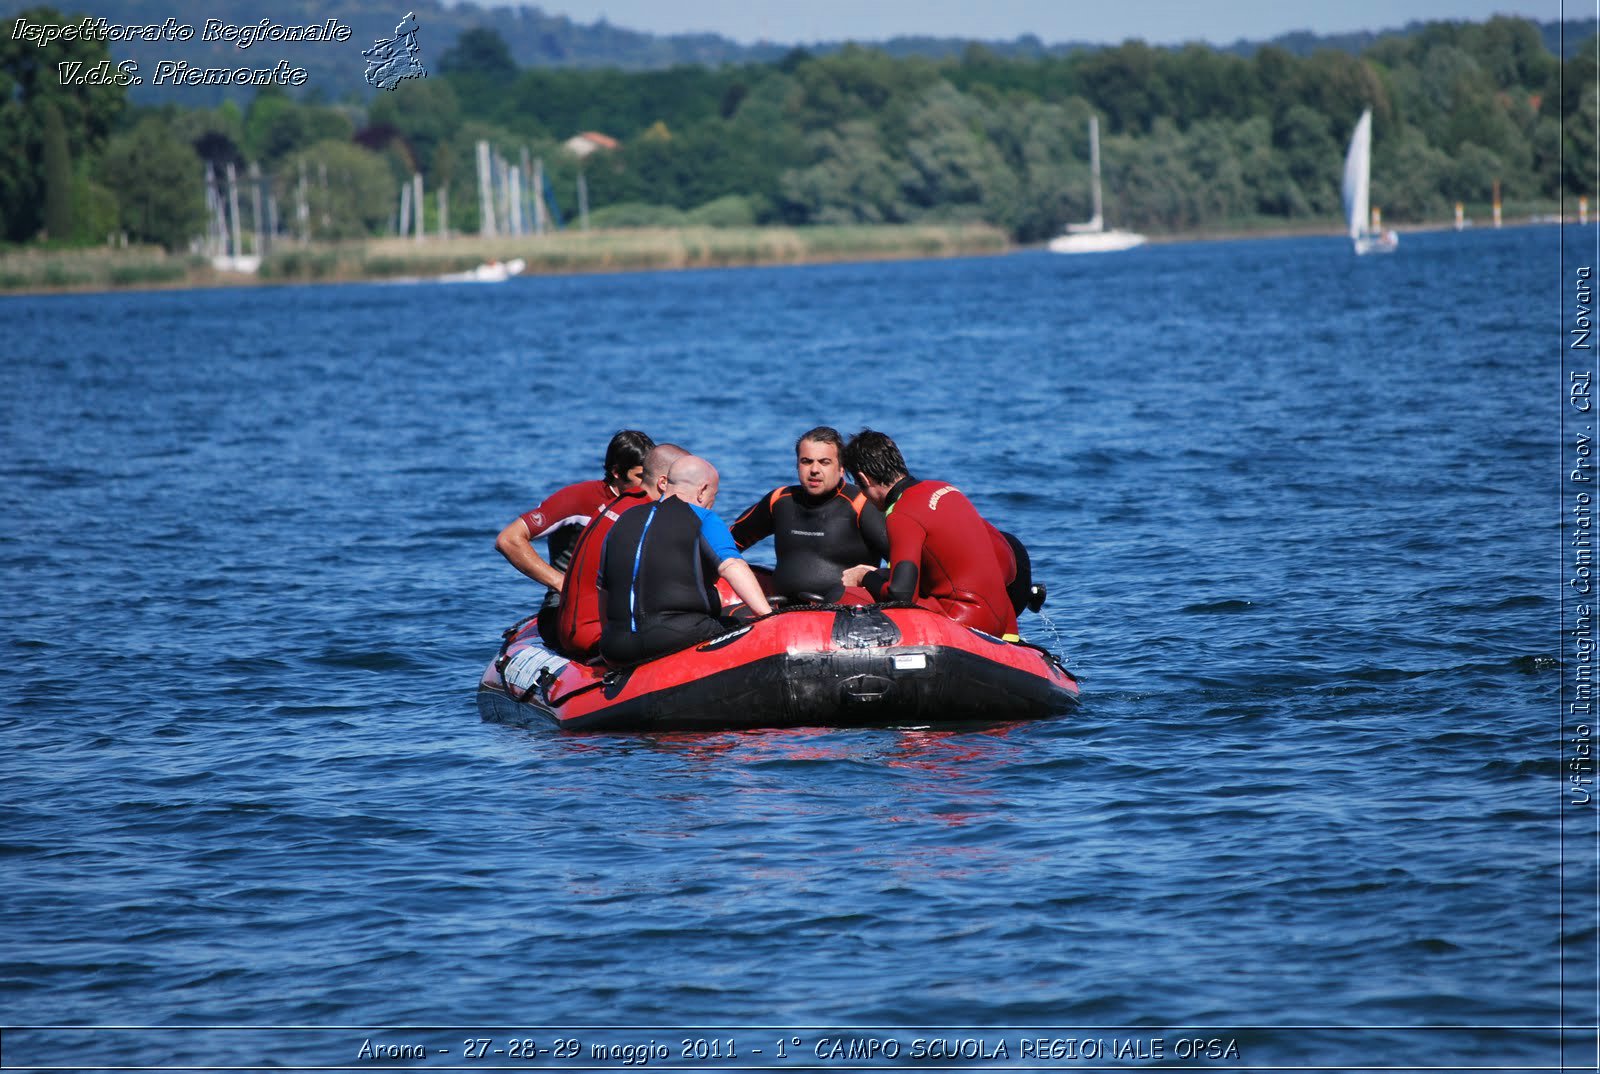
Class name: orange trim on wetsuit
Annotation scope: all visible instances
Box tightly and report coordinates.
[866,476,1018,638]
[730,481,888,601]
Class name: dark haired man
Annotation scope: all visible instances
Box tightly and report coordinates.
[598,455,772,667]
[551,442,688,661]
[496,429,654,649]
[840,428,1019,639]
[730,426,889,603]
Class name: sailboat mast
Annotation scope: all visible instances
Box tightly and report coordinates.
[1089,115,1103,227]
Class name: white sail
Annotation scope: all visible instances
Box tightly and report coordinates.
[1342,108,1397,255]
[1342,109,1372,242]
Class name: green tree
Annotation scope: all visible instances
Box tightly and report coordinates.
[993,96,1096,241]
[40,99,71,241]
[1377,126,1454,220]
[275,141,396,240]
[779,120,913,224]
[367,78,463,181]
[898,82,1019,223]
[243,90,354,166]
[1565,82,1599,196]
[1114,118,1198,229]
[1162,45,1262,126]
[1273,104,1339,214]
[1074,41,1172,134]
[97,117,205,250]
[0,6,125,242]
[69,177,117,244]
[438,27,519,80]
[1178,118,1254,223]
[789,46,939,134]
[439,27,519,119]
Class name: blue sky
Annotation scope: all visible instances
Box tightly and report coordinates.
[507,0,1572,46]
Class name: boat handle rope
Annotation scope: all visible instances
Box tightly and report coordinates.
[540,675,612,709]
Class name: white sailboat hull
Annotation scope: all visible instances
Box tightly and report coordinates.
[1353,231,1399,255]
[1048,230,1147,254]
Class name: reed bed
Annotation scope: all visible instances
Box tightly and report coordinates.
[355,224,1011,279]
[0,224,1010,293]
[0,246,204,292]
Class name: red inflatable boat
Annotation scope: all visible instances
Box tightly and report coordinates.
[476,604,1081,733]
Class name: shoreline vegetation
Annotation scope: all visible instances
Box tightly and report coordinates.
[0,224,1008,294]
[0,208,1571,296]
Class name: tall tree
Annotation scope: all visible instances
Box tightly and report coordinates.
[0,6,125,242]
[39,99,71,241]
[97,117,205,250]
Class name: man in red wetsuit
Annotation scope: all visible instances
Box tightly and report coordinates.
[552,442,688,661]
[840,429,1019,639]
[495,429,654,650]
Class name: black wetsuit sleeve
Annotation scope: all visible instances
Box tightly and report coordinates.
[862,568,888,598]
[885,560,920,603]
[729,491,775,551]
[859,501,890,563]
[861,562,917,602]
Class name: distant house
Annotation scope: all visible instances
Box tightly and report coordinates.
[563,132,620,159]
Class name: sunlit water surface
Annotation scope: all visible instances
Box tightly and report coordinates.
[1,227,1584,1070]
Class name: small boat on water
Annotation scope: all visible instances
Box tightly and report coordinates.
[1342,109,1399,256]
[1048,115,1145,255]
[477,604,1081,733]
[439,257,526,283]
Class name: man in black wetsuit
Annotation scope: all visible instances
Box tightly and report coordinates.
[597,455,773,667]
[730,426,890,604]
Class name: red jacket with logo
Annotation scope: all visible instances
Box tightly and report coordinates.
[868,477,1018,638]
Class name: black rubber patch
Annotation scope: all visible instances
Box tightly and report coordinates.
[830,606,902,649]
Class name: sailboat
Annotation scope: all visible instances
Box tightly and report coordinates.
[1048,115,1145,254]
[1342,108,1399,255]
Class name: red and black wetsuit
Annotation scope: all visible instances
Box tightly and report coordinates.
[863,476,1019,638]
[518,479,617,649]
[730,482,889,602]
[553,486,650,661]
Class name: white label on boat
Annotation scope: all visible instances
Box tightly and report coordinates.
[505,646,569,691]
[893,653,928,670]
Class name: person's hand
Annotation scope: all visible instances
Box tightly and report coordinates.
[841,564,872,587]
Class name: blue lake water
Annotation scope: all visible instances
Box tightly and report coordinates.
[1,227,1592,1071]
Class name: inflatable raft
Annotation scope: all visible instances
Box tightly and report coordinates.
[476,604,1080,733]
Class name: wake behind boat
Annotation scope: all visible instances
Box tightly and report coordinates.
[478,603,1081,733]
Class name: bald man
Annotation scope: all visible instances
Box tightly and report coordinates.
[552,443,690,661]
[597,455,772,666]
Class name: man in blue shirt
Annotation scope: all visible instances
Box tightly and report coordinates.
[597,456,772,666]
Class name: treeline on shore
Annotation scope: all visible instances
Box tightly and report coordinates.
[2,6,1593,261]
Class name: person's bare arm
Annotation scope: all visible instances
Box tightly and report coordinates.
[718,558,772,617]
[496,518,563,590]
